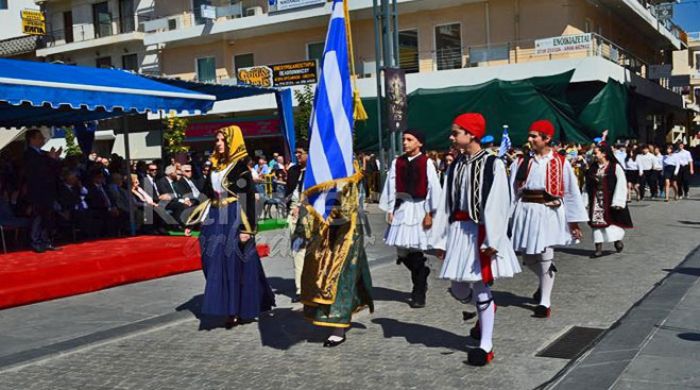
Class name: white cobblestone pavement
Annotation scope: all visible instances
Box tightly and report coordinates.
[0,194,698,390]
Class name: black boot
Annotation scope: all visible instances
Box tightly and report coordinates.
[410,255,430,308]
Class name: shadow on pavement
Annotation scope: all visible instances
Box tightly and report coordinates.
[491,290,536,313]
[267,277,296,300]
[678,220,700,225]
[662,267,700,277]
[678,333,700,342]
[176,294,230,331]
[371,286,411,304]
[371,317,468,351]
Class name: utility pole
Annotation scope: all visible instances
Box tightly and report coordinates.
[373,0,401,178]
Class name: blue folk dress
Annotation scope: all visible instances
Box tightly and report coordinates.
[198,161,275,319]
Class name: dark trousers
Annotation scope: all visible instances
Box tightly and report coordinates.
[678,165,691,197]
[30,204,54,250]
[640,170,658,199]
[656,170,665,195]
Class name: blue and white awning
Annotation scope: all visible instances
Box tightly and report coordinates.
[0,58,216,127]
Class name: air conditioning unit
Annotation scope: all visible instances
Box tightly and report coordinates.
[245,6,263,17]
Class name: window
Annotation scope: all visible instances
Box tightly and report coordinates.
[121,54,138,71]
[695,53,700,71]
[234,53,254,76]
[307,42,324,64]
[435,23,461,70]
[0,0,7,10]
[93,2,113,38]
[96,56,112,68]
[584,18,593,33]
[196,56,216,82]
[193,0,212,25]
[119,0,135,33]
[399,30,419,73]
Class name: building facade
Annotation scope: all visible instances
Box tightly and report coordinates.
[32,0,695,157]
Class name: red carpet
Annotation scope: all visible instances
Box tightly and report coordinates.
[0,236,269,310]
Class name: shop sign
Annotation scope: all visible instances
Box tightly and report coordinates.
[269,0,325,12]
[237,66,274,88]
[186,118,281,139]
[271,60,318,86]
[535,33,592,55]
[21,9,46,36]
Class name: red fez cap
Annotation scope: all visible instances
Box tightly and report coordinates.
[529,119,555,138]
[453,113,486,139]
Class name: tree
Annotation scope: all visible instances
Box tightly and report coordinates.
[64,127,82,157]
[162,112,190,155]
[294,85,315,143]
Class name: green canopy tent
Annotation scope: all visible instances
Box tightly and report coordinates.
[355,70,633,151]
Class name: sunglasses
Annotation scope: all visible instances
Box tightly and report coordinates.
[148,168,157,171]
[527,134,541,139]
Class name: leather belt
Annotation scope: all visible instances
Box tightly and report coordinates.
[521,190,553,204]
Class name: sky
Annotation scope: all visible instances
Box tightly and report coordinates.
[674,0,700,33]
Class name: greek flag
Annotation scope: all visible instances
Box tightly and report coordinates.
[303,0,355,218]
[498,125,512,158]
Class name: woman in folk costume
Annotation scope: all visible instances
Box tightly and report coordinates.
[186,126,275,328]
[585,142,633,258]
[436,113,520,366]
[379,129,443,308]
[509,119,588,319]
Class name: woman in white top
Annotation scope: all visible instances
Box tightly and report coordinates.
[624,148,640,202]
[662,144,681,201]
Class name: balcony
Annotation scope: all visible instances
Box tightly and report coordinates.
[356,33,650,82]
[36,14,146,57]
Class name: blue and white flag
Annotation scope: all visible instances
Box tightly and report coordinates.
[498,125,512,158]
[303,0,355,218]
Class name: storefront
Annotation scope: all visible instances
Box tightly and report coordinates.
[185,116,289,160]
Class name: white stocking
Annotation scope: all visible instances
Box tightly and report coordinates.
[472,282,494,353]
[538,260,555,308]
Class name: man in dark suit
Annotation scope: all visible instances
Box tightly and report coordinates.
[176,164,203,204]
[85,169,119,237]
[156,165,192,226]
[57,169,89,237]
[23,129,62,253]
[106,173,131,232]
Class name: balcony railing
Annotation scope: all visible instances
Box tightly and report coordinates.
[39,15,145,49]
[142,0,267,33]
[357,33,650,80]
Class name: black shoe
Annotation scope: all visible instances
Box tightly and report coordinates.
[224,316,240,329]
[323,337,346,347]
[466,348,494,366]
[45,245,62,251]
[291,295,301,303]
[614,241,624,253]
[533,305,551,318]
[533,289,541,303]
[590,251,604,258]
[32,247,46,254]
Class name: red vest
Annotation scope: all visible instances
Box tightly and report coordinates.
[518,153,566,198]
[395,154,429,200]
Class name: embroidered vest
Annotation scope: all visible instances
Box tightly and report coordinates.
[516,152,566,198]
[395,153,429,205]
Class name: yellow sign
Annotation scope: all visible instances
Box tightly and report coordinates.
[21,9,46,36]
[237,66,273,88]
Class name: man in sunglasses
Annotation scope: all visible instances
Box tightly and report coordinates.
[509,120,588,319]
[286,141,309,303]
[379,129,443,309]
[436,113,520,366]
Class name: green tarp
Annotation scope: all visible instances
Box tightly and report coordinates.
[355,71,632,151]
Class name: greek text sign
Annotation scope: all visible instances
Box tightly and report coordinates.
[535,33,592,55]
